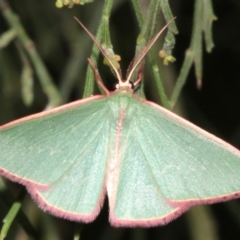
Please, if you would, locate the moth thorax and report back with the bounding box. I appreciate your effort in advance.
[115,80,134,93]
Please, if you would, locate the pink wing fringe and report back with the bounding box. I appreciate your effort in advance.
[1,93,240,227]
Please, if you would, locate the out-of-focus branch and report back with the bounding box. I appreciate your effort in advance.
[0,0,61,108]
[170,0,217,109]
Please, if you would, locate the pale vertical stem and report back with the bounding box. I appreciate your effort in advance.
[132,0,177,108]
[186,206,219,240]
[202,0,217,52]
[82,0,115,98]
[170,0,216,109]
[59,0,104,103]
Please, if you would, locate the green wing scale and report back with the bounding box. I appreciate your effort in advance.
[109,94,240,226]
[0,96,110,222]
[2,92,240,227]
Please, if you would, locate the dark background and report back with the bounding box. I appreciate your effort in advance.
[0,0,240,239]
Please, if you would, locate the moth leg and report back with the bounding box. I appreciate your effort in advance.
[87,58,110,95]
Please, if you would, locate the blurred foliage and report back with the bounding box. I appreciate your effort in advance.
[0,0,240,239]
[55,0,94,8]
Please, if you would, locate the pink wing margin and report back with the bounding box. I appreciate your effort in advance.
[0,95,108,223]
[108,95,240,227]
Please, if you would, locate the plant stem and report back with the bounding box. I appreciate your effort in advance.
[170,0,216,109]
[132,0,178,108]
[82,0,115,98]
[0,0,61,108]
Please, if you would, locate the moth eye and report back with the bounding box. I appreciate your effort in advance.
[129,81,134,89]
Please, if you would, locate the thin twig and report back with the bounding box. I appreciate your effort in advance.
[0,0,61,108]
[170,0,216,108]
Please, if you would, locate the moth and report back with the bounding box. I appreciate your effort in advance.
[0,18,240,227]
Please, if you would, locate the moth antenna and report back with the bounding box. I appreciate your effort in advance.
[126,17,176,83]
[125,57,136,80]
[74,17,122,83]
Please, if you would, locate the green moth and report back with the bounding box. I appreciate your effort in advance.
[0,18,240,227]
